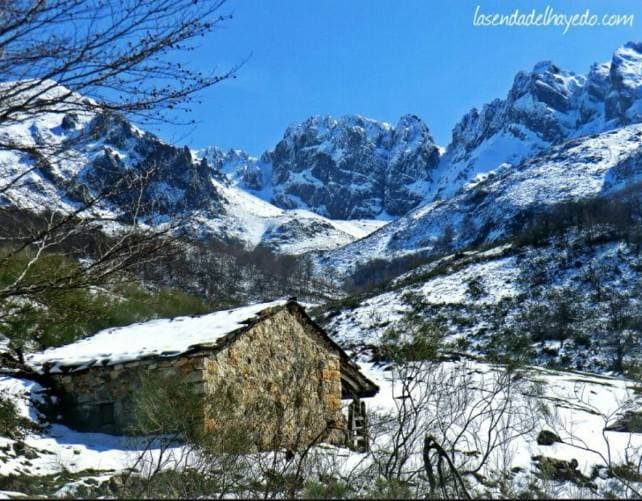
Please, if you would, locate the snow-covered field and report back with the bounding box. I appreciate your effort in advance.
[363,360,642,498]
[2,355,641,497]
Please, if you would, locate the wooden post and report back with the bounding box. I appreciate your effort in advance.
[347,399,369,452]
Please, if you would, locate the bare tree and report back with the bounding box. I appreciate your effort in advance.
[0,0,236,361]
[352,313,540,498]
[0,166,188,361]
[0,0,235,125]
[363,359,539,498]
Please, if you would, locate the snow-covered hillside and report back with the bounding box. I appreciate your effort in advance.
[319,226,642,374]
[313,42,642,275]
[195,180,386,254]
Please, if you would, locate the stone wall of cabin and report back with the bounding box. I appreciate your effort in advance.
[50,355,207,435]
[49,308,346,448]
[202,309,346,450]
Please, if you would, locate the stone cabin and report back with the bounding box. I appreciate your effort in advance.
[28,300,378,450]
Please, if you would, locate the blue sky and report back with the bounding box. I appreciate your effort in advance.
[154,0,642,154]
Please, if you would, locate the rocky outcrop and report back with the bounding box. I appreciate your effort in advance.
[80,112,224,219]
[200,114,440,220]
[268,114,439,219]
[606,42,642,122]
[537,429,563,446]
[199,146,265,188]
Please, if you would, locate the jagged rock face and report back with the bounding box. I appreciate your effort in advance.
[208,43,642,220]
[384,115,441,214]
[200,146,263,188]
[606,42,642,122]
[441,43,642,201]
[199,115,439,220]
[208,43,642,222]
[269,114,439,219]
[81,112,223,218]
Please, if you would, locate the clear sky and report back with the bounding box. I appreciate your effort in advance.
[154,0,642,154]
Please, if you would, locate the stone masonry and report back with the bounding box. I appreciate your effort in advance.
[49,306,351,450]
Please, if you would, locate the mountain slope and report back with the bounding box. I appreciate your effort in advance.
[319,124,642,275]
[191,181,386,254]
[318,227,642,375]
[318,41,642,275]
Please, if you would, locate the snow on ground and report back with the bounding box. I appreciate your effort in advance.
[415,256,519,304]
[327,291,410,348]
[27,300,287,373]
[326,252,522,349]
[357,359,642,497]
[3,357,640,497]
[327,218,388,240]
[4,327,642,500]
[433,126,549,202]
[0,376,184,480]
[525,366,642,474]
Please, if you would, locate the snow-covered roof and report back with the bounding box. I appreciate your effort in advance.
[27,300,288,374]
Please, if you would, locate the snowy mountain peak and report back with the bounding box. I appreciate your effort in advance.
[433,42,642,202]
[612,40,642,79]
[206,114,440,220]
[268,113,440,219]
[284,114,393,137]
[392,114,433,142]
[511,60,584,113]
[606,41,642,122]
[203,43,642,222]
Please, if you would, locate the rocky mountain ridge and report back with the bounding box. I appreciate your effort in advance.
[318,123,642,276]
[0,90,384,256]
[200,114,441,220]
[6,42,642,267]
[433,42,642,200]
[203,43,642,225]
